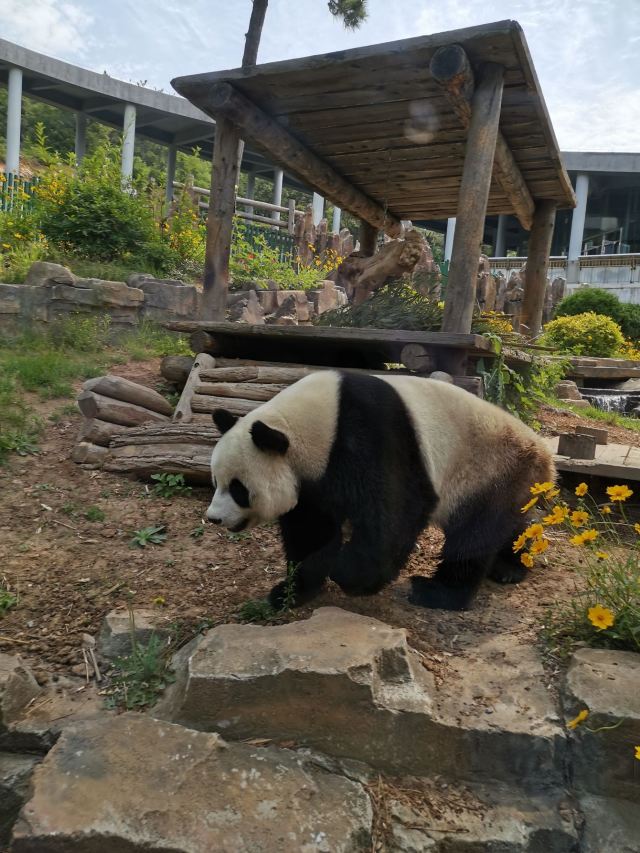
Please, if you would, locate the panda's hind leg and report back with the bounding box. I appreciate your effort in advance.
[409,496,525,610]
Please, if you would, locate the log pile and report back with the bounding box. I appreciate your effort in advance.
[72,375,173,469]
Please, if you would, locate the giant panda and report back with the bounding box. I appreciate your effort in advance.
[207,370,554,611]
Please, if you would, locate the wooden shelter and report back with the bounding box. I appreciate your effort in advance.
[172,20,575,370]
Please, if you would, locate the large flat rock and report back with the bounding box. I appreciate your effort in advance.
[155,608,565,792]
[0,654,42,740]
[565,647,640,801]
[11,714,371,853]
[579,794,640,853]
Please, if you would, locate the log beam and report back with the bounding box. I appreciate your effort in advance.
[430,45,534,231]
[520,199,557,337]
[442,63,504,341]
[358,220,379,256]
[202,116,241,320]
[182,81,402,237]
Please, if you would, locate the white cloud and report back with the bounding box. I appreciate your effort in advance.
[0,0,93,58]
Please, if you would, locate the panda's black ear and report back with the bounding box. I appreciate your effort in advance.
[250,420,289,454]
[212,409,238,434]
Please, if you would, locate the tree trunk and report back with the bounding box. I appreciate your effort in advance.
[520,200,557,337]
[243,0,269,66]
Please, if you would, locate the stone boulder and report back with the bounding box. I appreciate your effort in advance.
[1,753,41,848]
[555,380,584,402]
[97,609,173,661]
[23,261,75,288]
[128,274,200,322]
[228,289,265,325]
[11,714,372,852]
[0,655,42,739]
[155,608,565,791]
[564,648,640,802]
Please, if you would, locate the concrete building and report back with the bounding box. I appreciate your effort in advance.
[440,152,640,303]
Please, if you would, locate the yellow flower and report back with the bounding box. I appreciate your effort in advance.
[543,505,569,525]
[530,482,555,495]
[595,551,609,560]
[437,300,445,309]
[530,537,549,555]
[575,483,588,497]
[521,496,538,513]
[567,709,589,730]
[524,523,544,540]
[520,552,534,568]
[582,529,598,542]
[601,506,612,515]
[153,596,166,606]
[634,523,640,535]
[635,746,640,761]
[570,510,590,528]
[588,604,614,630]
[606,484,633,502]
[545,488,560,500]
[1,243,10,249]
[513,532,528,553]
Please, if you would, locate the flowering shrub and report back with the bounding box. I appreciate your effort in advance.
[555,287,640,345]
[519,481,639,653]
[539,312,627,358]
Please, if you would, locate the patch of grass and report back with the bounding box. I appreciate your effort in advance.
[556,400,640,434]
[116,319,192,361]
[238,562,299,623]
[150,473,192,498]
[130,524,167,548]
[0,374,41,464]
[190,523,205,539]
[106,625,174,710]
[84,506,105,522]
[0,581,18,615]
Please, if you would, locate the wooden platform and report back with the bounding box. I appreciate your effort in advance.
[546,437,640,482]
[566,357,640,382]
[166,321,494,371]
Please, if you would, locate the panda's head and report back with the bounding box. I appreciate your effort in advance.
[206,408,298,532]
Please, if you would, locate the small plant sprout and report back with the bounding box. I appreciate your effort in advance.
[0,578,18,614]
[190,523,206,539]
[84,506,105,522]
[150,473,192,498]
[130,524,167,548]
[238,562,300,624]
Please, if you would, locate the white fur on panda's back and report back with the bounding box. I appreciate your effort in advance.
[380,375,551,524]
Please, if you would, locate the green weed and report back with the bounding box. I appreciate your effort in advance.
[190,523,205,539]
[0,581,18,615]
[105,612,174,709]
[238,562,299,623]
[84,506,105,522]
[130,524,167,548]
[150,473,191,498]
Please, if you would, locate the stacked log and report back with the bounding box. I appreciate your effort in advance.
[73,375,173,468]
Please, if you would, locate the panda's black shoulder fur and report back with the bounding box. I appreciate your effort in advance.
[275,371,438,599]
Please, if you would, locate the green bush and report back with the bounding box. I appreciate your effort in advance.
[35,145,175,272]
[555,288,640,344]
[539,312,627,358]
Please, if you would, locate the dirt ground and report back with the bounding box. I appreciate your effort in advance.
[0,361,637,685]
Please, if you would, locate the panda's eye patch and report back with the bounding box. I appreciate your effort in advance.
[229,478,250,508]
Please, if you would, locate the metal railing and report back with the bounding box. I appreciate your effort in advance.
[0,172,39,213]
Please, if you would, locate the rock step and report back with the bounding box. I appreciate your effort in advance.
[10,714,581,853]
[11,714,371,853]
[1,753,41,848]
[154,607,566,794]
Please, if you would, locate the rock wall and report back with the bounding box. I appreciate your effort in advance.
[478,257,566,328]
[0,263,348,332]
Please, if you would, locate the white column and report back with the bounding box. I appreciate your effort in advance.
[444,217,456,262]
[121,103,136,183]
[495,214,507,256]
[165,144,177,203]
[332,206,342,233]
[271,167,283,221]
[312,192,324,226]
[74,113,87,163]
[567,173,589,284]
[6,67,23,176]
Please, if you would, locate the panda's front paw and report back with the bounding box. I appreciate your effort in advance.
[487,562,528,585]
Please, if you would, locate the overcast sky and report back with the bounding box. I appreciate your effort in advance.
[2,0,638,152]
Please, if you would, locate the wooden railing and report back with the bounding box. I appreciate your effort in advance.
[172,182,299,235]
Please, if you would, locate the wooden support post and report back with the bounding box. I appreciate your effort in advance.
[202,117,241,320]
[174,80,402,237]
[430,45,534,231]
[359,220,379,257]
[520,200,557,338]
[442,63,504,346]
